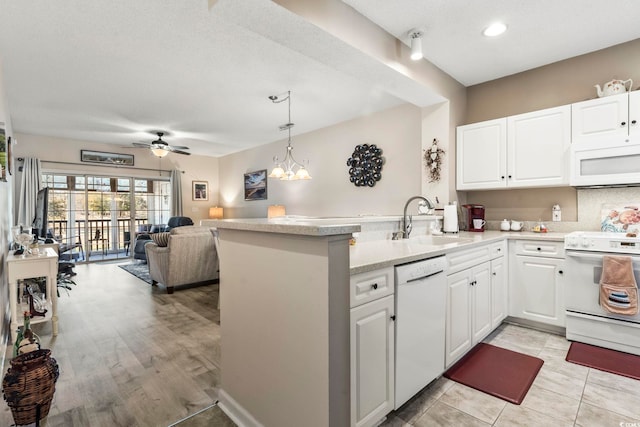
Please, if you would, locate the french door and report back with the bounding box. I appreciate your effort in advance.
[42,173,171,262]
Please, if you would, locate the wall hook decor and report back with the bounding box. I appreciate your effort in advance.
[423,138,445,182]
[346,144,384,187]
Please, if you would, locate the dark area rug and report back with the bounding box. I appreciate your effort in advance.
[444,343,544,405]
[119,262,152,284]
[566,342,640,380]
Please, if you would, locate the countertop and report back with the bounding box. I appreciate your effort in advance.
[201,217,361,236]
[350,231,566,274]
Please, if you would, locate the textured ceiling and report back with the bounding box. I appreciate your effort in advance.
[0,0,639,157]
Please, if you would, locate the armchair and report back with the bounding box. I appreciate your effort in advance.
[145,226,219,294]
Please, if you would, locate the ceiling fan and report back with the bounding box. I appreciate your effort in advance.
[133,132,191,157]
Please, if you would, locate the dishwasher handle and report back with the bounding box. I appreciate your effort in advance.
[402,269,444,284]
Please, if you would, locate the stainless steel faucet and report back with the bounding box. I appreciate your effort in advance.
[402,196,435,239]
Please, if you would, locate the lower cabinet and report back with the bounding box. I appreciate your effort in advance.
[446,262,492,367]
[510,240,566,327]
[445,241,506,368]
[513,255,565,327]
[350,294,394,427]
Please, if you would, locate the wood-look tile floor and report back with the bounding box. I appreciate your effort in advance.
[0,261,229,427]
[384,323,640,427]
[3,262,640,426]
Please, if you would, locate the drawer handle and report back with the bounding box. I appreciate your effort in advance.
[621,121,627,127]
[558,270,563,275]
[390,315,396,321]
[537,247,542,251]
[497,248,501,252]
[470,280,476,286]
[632,120,637,125]
[492,272,497,276]
[371,283,378,290]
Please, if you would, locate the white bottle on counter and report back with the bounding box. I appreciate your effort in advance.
[443,202,459,233]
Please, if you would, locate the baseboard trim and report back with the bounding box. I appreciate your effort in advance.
[218,389,264,427]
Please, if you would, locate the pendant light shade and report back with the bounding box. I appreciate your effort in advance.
[151,147,169,158]
[268,91,312,181]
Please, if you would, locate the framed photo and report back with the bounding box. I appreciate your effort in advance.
[7,136,12,176]
[244,169,267,201]
[0,127,6,182]
[81,150,134,166]
[192,180,209,201]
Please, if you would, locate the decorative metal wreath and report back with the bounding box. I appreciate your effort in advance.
[346,144,385,187]
[423,138,445,182]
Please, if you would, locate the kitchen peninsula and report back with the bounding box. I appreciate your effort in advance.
[203,217,566,427]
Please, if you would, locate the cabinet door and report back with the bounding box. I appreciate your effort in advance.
[350,295,394,427]
[514,255,565,327]
[471,262,492,344]
[507,105,570,187]
[571,93,629,142]
[456,118,507,190]
[491,257,507,329]
[630,91,640,137]
[446,269,472,367]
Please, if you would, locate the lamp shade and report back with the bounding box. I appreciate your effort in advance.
[209,206,224,219]
[268,205,286,219]
[151,147,169,158]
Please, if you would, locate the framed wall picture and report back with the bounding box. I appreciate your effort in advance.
[192,180,209,201]
[244,169,267,201]
[0,127,6,182]
[81,150,134,166]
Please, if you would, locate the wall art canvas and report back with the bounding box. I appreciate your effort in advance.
[601,204,640,234]
[81,150,134,166]
[244,169,267,201]
[0,127,6,182]
[192,181,209,201]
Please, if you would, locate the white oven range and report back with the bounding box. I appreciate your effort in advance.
[565,231,640,355]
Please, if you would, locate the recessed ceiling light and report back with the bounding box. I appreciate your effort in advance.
[483,22,507,37]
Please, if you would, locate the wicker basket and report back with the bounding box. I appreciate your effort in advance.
[2,349,59,426]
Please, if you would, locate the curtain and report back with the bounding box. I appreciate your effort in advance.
[17,157,42,228]
[170,169,183,217]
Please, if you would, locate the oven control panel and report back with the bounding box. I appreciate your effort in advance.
[565,232,640,254]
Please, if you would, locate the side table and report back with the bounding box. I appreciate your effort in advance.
[7,247,59,343]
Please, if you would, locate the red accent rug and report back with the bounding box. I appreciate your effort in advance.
[566,342,640,380]
[444,343,544,405]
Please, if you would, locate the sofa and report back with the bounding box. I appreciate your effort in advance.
[145,226,219,294]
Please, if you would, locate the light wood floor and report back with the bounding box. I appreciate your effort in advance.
[0,262,223,427]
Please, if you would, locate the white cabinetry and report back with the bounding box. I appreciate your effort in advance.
[457,105,570,190]
[506,105,570,187]
[350,268,394,427]
[510,240,565,327]
[571,92,640,142]
[445,241,506,367]
[456,118,507,190]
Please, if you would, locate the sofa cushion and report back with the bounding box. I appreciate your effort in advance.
[150,232,170,247]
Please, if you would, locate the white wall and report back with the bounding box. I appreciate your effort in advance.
[12,133,220,223]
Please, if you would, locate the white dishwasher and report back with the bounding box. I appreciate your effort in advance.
[394,255,447,409]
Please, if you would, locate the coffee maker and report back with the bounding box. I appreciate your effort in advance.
[462,204,486,232]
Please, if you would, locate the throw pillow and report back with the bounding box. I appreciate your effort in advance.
[150,232,170,247]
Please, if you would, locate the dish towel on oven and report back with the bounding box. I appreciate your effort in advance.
[600,255,639,315]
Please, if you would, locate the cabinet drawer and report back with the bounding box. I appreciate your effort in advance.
[350,267,394,308]
[489,241,506,260]
[514,240,565,258]
[446,245,492,276]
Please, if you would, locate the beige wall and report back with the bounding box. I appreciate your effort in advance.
[13,133,220,224]
[464,38,640,224]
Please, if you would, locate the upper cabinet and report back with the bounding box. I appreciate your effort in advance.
[457,105,570,190]
[456,118,507,190]
[571,92,638,142]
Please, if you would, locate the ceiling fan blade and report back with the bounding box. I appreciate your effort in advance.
[171,149,191,155]
[169,145,189,150]
[132,142,151,148]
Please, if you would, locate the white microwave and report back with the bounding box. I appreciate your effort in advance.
[570,136,640,187]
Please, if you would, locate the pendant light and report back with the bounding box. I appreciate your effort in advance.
[268,91,312,181]
[409,28,424,61]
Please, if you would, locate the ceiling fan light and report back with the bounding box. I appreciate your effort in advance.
[151,147,169,158]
